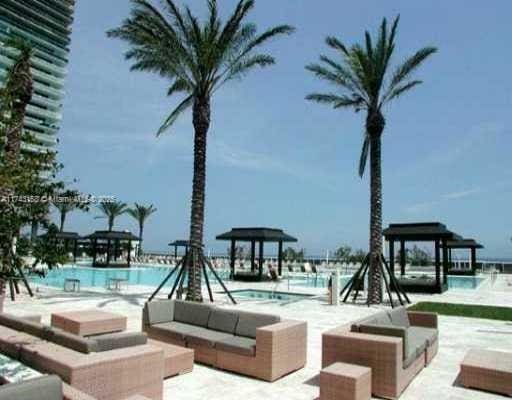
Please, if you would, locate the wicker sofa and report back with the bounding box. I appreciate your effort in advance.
[142,300,307,381]
[0,313,164,400]
[322,307,438,399]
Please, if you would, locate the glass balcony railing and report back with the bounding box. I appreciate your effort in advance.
[1,45,67,77]
[24,116,58,135]
[26,104,62,123]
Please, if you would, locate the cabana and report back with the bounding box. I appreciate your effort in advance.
[85,230,139,268]
[38,231,81,263]
[216,227,297,281]
[383,222,460,293]
[444,238,483,275]
[168,240,190,259]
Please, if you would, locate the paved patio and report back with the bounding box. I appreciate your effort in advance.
[4,273,512,400]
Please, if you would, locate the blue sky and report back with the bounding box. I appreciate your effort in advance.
[56,0,512,258]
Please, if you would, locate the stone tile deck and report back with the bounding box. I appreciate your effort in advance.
[4,273,512,400]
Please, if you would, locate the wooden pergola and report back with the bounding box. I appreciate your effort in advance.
[383,222,460,293]
[168,240,190,259]
[216,227,297,281]
[39,231,81,263]
[85,230,139,268]
[444,238,483,275]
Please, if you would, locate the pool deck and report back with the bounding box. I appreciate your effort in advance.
[4,273,512,400]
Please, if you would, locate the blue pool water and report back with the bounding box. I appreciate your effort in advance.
[229,289,314,302]
[30,265,230,289]
[30,266,486,291]
[288,274,486,290]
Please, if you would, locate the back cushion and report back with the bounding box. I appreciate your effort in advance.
[235,311,280,338]
[174,300,212,327]
[0,375,62,400]
[45,328,98,354]
[94,332,147,352]
[0,313,45,339]
[388,307,410,328]
[352,312,391,332]
[208,309,239,334]
[145,300,175,325]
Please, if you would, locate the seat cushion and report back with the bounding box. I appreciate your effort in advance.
[185,327,233,348]
[150,321,200,341]
[144,300,175,325]
[235,311,280,339]
[207,309,239,334]
[388,307,410,328]
[0,313,45,339]
[174,300,213,327]
[0,375,62,400]
[408,326,438,346]
[216,336,256,357]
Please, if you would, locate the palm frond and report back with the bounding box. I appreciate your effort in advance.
[156,95,194,136]
[384,80,422,103]
[358,135,370,177]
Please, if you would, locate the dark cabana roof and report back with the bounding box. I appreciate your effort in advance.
[168,240,190,247]
[383,222,460,241]
[444,238,483,249]
[85,230,140,241]
[216,227,297,243]
[39,231,81,240]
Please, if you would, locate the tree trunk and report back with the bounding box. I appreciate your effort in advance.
[367,111,385,305]
[138,224,143,256]
[186,96,210,302]
[108,217,113,231]
[0,279,5,313]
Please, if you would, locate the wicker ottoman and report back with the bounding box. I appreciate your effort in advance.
[51,310,127,336]
[148,339,194,378]
[460,349,512,397]
[320,362,371,400]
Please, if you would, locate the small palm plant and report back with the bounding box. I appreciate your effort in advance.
[127,203,157,255]
[306,16,436,304]
[95,201,127,231]
[108,0,294,301]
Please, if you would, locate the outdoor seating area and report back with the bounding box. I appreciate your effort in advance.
[142,299,307,382]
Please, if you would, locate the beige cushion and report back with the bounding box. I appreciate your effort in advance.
[44,327,98,354]
[144,300,174,325]
[174,301,213,327]
[235,311,280,339]
[359,323,409,360]
[150,321,200,341]
[207,309,239,334]
[0,375,62,400]
[388,307,410,328]
[216,336,256,357]
[408,326,438,346]
[94,332,147,352]
[185,327,232,348]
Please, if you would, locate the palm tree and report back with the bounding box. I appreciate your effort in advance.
[108,0,294,301]
[0,38,33,167]
[53,202,76,232]
[96,201,127,231]
[306,16,436,304]
[127,203,157,255]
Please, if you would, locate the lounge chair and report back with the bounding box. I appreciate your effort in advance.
[322,307,438,399]
[142,300,307,382]
[0,313,164,400]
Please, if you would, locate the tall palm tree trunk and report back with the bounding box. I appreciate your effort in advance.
[186,96,210,302]
[138,224,144,256]
[60,212,66,232]
[367,111,385,304]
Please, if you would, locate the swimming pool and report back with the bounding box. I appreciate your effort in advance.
[288,274,486,290]
[30,265,231,289]
[228,289,314,302]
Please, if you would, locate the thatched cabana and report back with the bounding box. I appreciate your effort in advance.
[85,230,139,268]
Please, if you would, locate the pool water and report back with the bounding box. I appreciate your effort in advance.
[229,289,314,302]
[30,265,231,289]
[288,274,486,290]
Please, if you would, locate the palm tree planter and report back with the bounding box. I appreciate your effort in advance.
[306,16,436,304]
[109,0,294,302]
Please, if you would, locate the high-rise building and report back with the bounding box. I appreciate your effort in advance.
[0,0,75,152]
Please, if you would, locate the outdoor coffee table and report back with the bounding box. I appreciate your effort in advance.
[148,338,194,378]
[0,353,42,384]
[107,277,129,291]
[460,348,512,397]
[51,309,127,336]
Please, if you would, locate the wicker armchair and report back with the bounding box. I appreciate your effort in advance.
[322,307,438,399]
